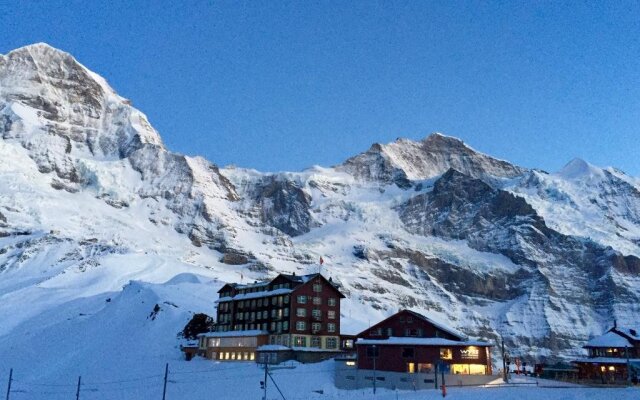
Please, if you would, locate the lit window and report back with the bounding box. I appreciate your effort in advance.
[294,336,307,347]
[440,348,453,360]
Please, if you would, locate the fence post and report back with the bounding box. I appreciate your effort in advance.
[5,369,12,400]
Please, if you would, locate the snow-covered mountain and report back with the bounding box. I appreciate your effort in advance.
[1,43,639,381]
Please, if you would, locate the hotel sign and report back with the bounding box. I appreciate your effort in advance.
[460,347,480,360]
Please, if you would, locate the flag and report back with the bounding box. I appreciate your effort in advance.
[319,256,324,265]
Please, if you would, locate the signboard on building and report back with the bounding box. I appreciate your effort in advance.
[460,347,480,360]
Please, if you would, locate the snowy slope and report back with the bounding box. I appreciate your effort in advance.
[1,43,640,388]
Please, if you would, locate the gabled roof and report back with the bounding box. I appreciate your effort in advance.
[404,310,467,340]
[614,327,640,341]
[356,337,492,347]
[358,309,467,341]
[216,272,346,298]
[585,331,632,348]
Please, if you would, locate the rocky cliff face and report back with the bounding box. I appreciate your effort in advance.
[1,44,639,374]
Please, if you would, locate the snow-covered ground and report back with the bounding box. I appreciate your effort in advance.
[2,360,636,400]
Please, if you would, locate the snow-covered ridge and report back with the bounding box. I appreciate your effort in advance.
[1,43,640,384]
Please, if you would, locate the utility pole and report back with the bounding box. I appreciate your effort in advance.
[262,361,268,400]
[162,363,169,400]
[372,345,377,395]
[75,376,81,400]
[5,368,12,400]
[626,345,631,387]
[501,338,508,383]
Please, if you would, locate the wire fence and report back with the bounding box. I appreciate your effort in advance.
[3,364,636,400]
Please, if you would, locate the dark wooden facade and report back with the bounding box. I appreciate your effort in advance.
[355,310,492,375]
[573,326,640,382]
[216,273,345,351]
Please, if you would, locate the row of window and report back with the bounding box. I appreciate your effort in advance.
[370,327,427,337]
[291,336,338,349]
[218,295,291,312]
[366,347,453,360]
[295,308,336,319]
[214,351,255,361]
[235,308,289,321]
[297,295,337,306]
[295,321,336,332]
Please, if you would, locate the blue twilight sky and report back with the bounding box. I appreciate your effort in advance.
[1,1,639,175]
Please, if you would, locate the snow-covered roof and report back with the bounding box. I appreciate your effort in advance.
[198,330,268,338]
[257,345,341,353]
[406,310,467,340]
[356,337,492,347]
[584,331,632,348]
[215,288,293,303]
[257,345,291,351]
[573,357,640,365]
[617,328,640,341]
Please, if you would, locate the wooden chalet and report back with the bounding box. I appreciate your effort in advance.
[355,310,493,375]
[573,323,640,383]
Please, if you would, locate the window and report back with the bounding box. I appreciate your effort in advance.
[326,337,338,349]
[327,323,336,333]
[328,310,336,320]
[284,295,290,304]
[294,336,307,347]
[313,283,322,292]
[251,300,256,308]
[312,309,322,319]
[328,298,337,306]
[270,322,276,331]
[283,321,289,331]
[278,296,283,307]
[271,297,277,305]
[276,321,282,332]
[440,348,453,360]
[312,297,322,305]
[311,336,321,348]
[312,322,321,332]
[386,327,393,336]
[402,347,415,358]
[262,323,267,331]
[399,316,405,323]
[418,363,433,373]
[271,309,277,318]
[407,316,413,323]
[296,321,306,331]
[371,327,383,336]
[296,308,306,317]
[297,295,307,304]
[262,310,268,319]
[284,308,289,317]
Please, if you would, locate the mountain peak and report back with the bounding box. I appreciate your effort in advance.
[1,43,164,172]
[558,158,603,180]
[340,133,526,185]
